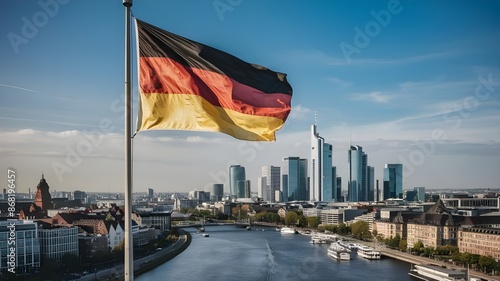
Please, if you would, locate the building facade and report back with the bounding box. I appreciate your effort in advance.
[229,165,246,198]
[261,165,281,202]
[212,184,224,202]
[38,226,79,261]
[383,164,403,199]
[348,145,367,202]
[0,220,40,274]
[458,226,500,261]
[283,157,308,201]
[310,125,334,202]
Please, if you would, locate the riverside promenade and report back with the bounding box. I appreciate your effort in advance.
[356,240,500,281]
[76,229,191,281]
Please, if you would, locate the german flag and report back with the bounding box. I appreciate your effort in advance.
[135,19,292,141]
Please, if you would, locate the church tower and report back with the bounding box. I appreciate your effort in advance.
[34,174,52,211]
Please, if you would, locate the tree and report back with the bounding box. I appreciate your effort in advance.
[413,240,424,253]
[284,211,299,226]
[399,239,408,252]
[351,221,370,240]
[60,253,82,273]
[307,217,321,228]
[479,255,496,273]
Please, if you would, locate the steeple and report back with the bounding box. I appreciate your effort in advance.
[35,174,52,211]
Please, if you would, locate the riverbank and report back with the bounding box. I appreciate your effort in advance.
[352,239,500,281]
[76,229,192,281]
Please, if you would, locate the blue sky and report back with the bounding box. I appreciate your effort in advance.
[1,0,499,195]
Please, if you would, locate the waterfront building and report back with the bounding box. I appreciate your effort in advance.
[229,165,246,198]
[134,211,172,231]
[283,157,308,201]
[261,165,281,202]
[406,199,458,249]
[212,184,224,202]
[458,226,500,261]
[348,145,368,202]
[0,220,40,274]
[78,234,108,261]
[310,125,334,202]
[38,225,79,261]
[383,164,403,199]
[257,176,270,202]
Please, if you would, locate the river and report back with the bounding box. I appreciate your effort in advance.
[136,225,414,281]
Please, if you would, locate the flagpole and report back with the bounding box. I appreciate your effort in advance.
[123,0,134,281]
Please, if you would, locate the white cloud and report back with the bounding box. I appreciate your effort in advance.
[351,91,392,103]
[288,104,312,120]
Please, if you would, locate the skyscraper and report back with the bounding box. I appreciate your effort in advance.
[348,145,368,202]
[415,186,426,202]
[229,165,246,198]
[283,157,308,201]
[310,125,334,202]
[212,184,224,201]
[383,163,403,199]
[261,165,281,202]
[367,166,375,201]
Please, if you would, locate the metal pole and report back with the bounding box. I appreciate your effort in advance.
[123,0,133,280]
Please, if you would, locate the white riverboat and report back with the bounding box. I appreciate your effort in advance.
[280,227,298,234]
[408,264,467,281]
[327,242,350,261]
[357,245,381,260]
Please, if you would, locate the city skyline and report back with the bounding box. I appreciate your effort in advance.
[1,1,499,194]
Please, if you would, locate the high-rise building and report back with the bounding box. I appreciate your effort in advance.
[348,145,367,202]
[261,165,281,202]
[73,190,87,204]
[212,184,224,201]
[383,164,403,199]
[147,188,154,199]
[229,165,246,198]
[281,174,288,201]
[310,125,334,202]
[283,157,308,201]
[257,176,270,201]
[244,180,251,198]
[367,166,375,201]
[415,186,426,202]
[336,176,342,202]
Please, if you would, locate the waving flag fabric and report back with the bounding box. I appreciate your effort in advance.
[135,19,292,141]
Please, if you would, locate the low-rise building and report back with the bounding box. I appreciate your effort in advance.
[0,220,40,274]
[458,226,500,261]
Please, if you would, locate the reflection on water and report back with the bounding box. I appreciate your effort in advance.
[137,225,413,281]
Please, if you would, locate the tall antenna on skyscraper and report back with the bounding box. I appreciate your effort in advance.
[314,109,317,126]
[349,133,352,147]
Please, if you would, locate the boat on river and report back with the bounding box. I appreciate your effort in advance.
[327,242,351,261]
[408,264,467,281]
[280,227,298,234]
[357,245,381,260]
